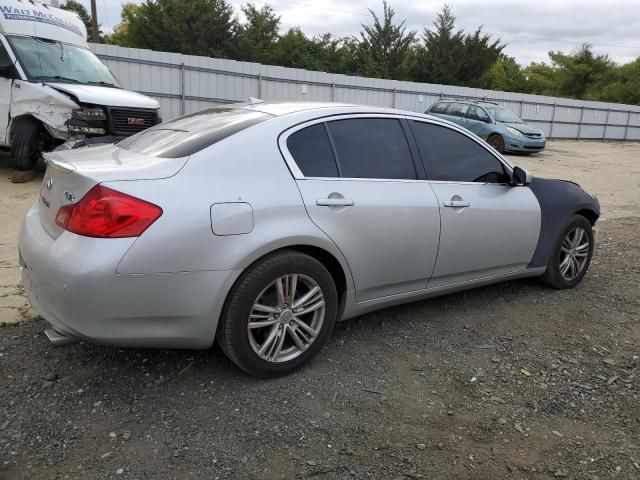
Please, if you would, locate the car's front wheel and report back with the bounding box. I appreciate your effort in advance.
[542,215,594,289]
[217,251,338,377]
[487,134,505,153]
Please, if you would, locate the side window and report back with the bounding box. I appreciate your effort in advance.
[467,105,491,123]
[429,102,449,114]
[446,102,469,118]
[411,121,510,184]
[326,118,416,180]
[0,42,12,70]
[286,124,339,177]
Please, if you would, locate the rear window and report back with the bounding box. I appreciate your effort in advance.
[118,108,272,158]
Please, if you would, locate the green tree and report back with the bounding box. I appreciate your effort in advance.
[232,3,281,63]
[412,4,502,87]
[355,1,416,79]
[104,3,140,47]
[61,0,100,42]
[521,62,558,96]
[547,44,615,99]
[482,54,528,92]
[123,0,237,58]
[598,58,640,105]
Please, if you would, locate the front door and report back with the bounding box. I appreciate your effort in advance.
[409,119,541,288]
[282,116,441,302]
[0,39,13,145]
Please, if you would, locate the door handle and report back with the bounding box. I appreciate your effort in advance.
[443,200,470,208]
[317,198,354,207]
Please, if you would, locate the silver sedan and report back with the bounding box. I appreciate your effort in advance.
[19,102,600,377]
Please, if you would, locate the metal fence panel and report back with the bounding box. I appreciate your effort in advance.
[90,43,640,141]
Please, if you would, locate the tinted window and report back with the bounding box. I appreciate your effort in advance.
[287,124,339,177]
[446,103,469,117]
[411,121,509,183]
[467,105,491,123]
[429,102,449,114]
[327,119,416,179]
[118,108,272,158]
[0,43,11,69]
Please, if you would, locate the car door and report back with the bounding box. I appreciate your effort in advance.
[464,104,493,138]
[0,39,14,144]
[280,115,441,302]
[408,119,541,288]
[443,102,469,128]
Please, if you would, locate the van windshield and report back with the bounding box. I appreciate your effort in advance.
[8,36,119,87]
[483,106,523,124]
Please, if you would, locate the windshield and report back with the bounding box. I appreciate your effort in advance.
[7,36,119,87]
[484,106,523,124]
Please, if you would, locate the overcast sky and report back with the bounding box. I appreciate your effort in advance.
[88,0,640,65]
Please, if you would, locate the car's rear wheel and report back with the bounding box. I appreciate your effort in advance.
[542,215,594,289]
[487,134,505,153]
[217,250,338,377]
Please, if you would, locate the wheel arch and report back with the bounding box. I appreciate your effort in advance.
[576,208,599,225]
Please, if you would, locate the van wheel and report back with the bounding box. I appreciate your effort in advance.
[487,134,505,153]
[10,117,45,171]
[217,250,338,377]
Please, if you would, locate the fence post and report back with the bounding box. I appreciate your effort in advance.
[180,62,186,116]
[603,108,611,140]
[258,73,263,99]
[519,99,524,117]
[549,103,557,140]
[392,88,397,108]
[577,106,584,140]
[624,111,631,140]
[331,82,336,102]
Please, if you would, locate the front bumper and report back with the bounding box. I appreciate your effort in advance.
[19,202,239,349]
[505,137,546,152]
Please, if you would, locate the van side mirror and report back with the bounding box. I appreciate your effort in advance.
[511,166,532,186]
[0,64,17,79]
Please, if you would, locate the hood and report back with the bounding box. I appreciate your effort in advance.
[47,83,159,109]
[502,122,543,135]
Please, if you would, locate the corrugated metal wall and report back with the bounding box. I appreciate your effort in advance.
[90,43,640,140]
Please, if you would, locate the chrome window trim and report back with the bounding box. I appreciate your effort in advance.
[278,111,514,186]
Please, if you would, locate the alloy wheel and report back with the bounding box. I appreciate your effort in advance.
[247,274,325,363]
[559,226,590,281]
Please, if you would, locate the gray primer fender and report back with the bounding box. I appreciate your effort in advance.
[528,177,600,268]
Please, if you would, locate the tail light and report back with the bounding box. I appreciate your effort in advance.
[55,185,162,238]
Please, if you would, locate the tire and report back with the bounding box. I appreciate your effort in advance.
[217,250,338,378]
[487,134,505,153]
[10,117,46,171]
[542,215,594,289]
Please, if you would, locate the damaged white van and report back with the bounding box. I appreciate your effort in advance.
[0,0,160,171]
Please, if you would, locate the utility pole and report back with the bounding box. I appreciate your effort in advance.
[90,0,100,43]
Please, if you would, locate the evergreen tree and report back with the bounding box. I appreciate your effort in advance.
[233,4,281,63]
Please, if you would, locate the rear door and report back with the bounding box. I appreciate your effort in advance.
[281,115,441,302]
[443,102,469,128]
[409,119,541,288]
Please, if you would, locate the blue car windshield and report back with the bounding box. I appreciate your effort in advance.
[484,106,523,124]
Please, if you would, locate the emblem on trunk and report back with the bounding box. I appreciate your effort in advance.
[128,117,145,125]
[45,178,53,190]
[65,192,76,202]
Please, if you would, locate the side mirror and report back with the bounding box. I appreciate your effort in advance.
[0,64,17,79]
[511,166,532,186]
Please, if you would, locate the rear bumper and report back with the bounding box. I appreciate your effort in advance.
[19,202,239,349]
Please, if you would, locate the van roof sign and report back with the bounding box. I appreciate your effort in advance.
[0,0,87,47]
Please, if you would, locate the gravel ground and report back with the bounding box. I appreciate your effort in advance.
[0,142,639,479]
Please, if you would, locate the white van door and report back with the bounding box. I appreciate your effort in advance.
[0,39,14,145]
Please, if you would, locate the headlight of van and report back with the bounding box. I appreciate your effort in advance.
[506,126,524,137]
[72,108,106,121]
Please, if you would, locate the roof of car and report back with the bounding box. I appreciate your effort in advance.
[238,101,385,116]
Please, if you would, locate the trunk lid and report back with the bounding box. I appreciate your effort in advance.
[39,144,187,238]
